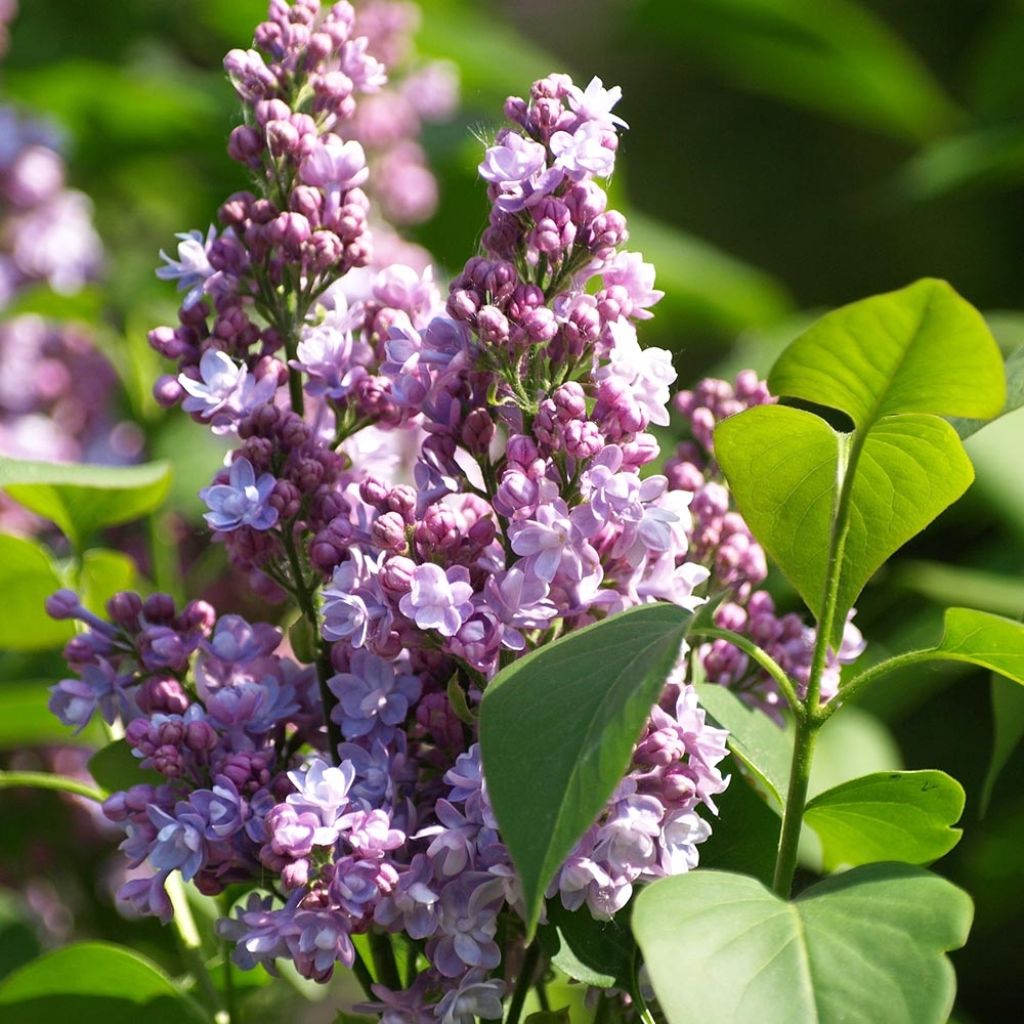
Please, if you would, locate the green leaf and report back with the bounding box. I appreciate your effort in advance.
[0,458,172,548]
[0,891,40,982]
[525,1012,571,1024]
[632,0,961,142]
[633,864,973,1024]
[78,549,139,615]
[88,740,162,792]
[541,901,635,990]
[804,770,964,871]
[934,607,1024,683]
[694,683,791,808]
[479,602,692,935]
[0,534,73,651]
[769,279,1004,427]
[697,762,780,886]
[0,941,207,1023]
[717,280,1003,643]
[982,673,1024,813]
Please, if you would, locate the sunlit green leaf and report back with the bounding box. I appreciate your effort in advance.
[717,280,1004,643]
[0,457,171,547]
[633,865,973,1024]
[0,534,73,651]
[0,942,207,1023]
[804,770,964,871]
[934,607,1024,683]
[78,548,139,615]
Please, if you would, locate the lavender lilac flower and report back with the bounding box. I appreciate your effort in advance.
[42,3,866,1020]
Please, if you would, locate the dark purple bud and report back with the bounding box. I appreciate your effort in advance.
[46,589,82,620]
[106,590,143,627]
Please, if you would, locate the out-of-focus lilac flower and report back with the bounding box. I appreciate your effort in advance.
[434,968,506,1024]
[116,871,173,924]
[374,853,440,939]
[218,893,300,972]
[300,135,369,192]
[428,874,504,977]
[200,457,279,532]
[399,563,473,637]
[329,649,422,738]
[48,662,119,731]
[156,226,218,309]
[292,906,356,981]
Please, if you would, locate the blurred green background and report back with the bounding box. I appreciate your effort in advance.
[1,0,1023,1020]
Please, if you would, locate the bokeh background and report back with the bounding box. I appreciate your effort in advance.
[1,1,1022,1020]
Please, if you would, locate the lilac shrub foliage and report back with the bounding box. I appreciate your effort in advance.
[46,0,864,1017]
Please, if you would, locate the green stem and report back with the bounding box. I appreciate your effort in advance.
[506,942,540,1024]
[772,433,863,896]
[351,947,376,1000]
[167,874,225,1020]
[221,948,239,1024]
[690,626,803,717]
[820,649,937,722]
[0,770,107,803]
[368,931,401,992]
[281,527,342,761]
[770,714,819,896]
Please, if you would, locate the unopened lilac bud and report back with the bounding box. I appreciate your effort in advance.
[143,592,177,623]
[447,288,479,322]
[359,476,389,509]
[106,590,143,627]
[227,125,263,163]
[477,305,509,345]
[520,306,558,343]
[154,374,184,407]
[186,720,219,753]
[380,555,415,596]
[46,589,83,621]
[180,599,216,633]
[219,190,254,227]
[461,408,495,454]
[254,98,291,125]
[553,382,587,420]
[268,212,311,251]
[265,119,299,158]
[309,230,343,271]
[385,485,416,520]
[137,675,190,715]
[372,511,409,553]
[506,434,538,466]
[504,95,529,126]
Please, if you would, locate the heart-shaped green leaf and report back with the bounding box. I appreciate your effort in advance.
[479,602,692,935]
[804,770,964,871]
[0,942,207,1023]
[633,864,973,1024]
[717,280,1004,644]
[0,457,171,548]
[768,279,1004,427]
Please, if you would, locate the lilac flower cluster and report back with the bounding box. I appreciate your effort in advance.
[667,373,866,712]
[58,4,752,1016]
